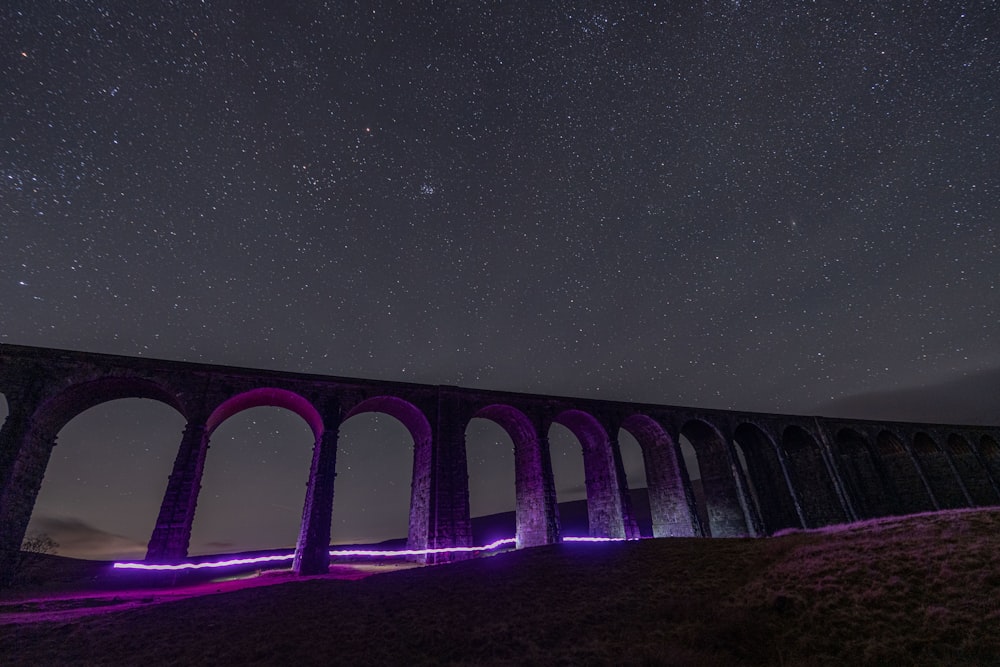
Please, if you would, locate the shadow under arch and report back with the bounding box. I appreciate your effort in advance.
[621,414,698,537]
[343,396,433,551]
[912,432,967,509]
[475,404,557,548]
[733,423,801,534]
[947,433,999,506]
[680,419,748,537]
[833,428,894,519]
[781,425,846,528]
[551,409,627,539]
[874,430,934,514]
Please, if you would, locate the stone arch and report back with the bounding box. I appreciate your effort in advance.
[733,423,800,533]
[874,431,934,514]
[912,433,967,509]
[680,419,747,537]
[947,434,998,506]
[34,376,186,440]
[1,377,187,569]
[30,398,186,559]
[551,409,626,539]
[206,387,322,440]
[621,414,698,537]
[342,396,433,551]
[190,389,322,555]
[980,435,1000,485]
[833,429,893,519]
[474,405,556,548]
[781,425,846,527]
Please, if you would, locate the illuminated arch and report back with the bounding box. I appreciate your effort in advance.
[191,388,322,555]
[551,409,626,539]
[621,414,698,537]
[342,396,433,551]
[206,387,323,440]
[781,425,846,527]
[474,404,556,548]
[733,422,800,533]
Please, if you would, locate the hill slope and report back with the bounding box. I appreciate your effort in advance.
[2,509,999,666]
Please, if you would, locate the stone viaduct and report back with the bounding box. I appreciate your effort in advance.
[1,343,999,586]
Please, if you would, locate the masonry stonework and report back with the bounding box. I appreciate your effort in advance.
[2,343,998,587]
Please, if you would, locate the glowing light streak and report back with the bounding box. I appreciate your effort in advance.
[113,536,630,572]
[114,553,295,571]
[328,538,516,557]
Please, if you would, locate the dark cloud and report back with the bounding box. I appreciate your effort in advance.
[815,367,1000,426]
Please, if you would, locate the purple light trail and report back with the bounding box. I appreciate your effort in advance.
[113,536,630,571]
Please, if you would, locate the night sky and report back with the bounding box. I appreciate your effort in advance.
[2,2,998,559]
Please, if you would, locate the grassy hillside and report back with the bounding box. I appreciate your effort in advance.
[2,508,999,666]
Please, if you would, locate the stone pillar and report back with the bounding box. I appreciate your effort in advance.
[578,422,627,539]
[812,421,858,523]
[605,423,641,539]
[425,394,472,562]
[0,411,57,587]
[294,426,339,575]
[634,422,699,538]
[515,418,560,548]
[770,437,809,530]
[145,421,209,562]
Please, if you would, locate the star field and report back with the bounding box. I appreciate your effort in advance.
[1,1,998,557]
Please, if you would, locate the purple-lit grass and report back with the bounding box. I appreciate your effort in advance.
[4,509,1000,665]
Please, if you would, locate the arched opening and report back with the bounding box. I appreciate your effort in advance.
[332,413,413,545]
[874,431,934,514]
[617,429,651,536]
[189,405,315,555]
[733,423,800,533]
[912,433,966,509]
[28,398,185,560]
[550,410,626,539]
[947,434,997,506]
[677,435,708,534]
[334,396,432,550]
[980,436,1000,488]
[473,405,556,548]
[833,429,893,519]
[548,421,589,537]
[680,420,747,537]
[621,414,698,537]
[465,417,517,546]
[781,426,846,528]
